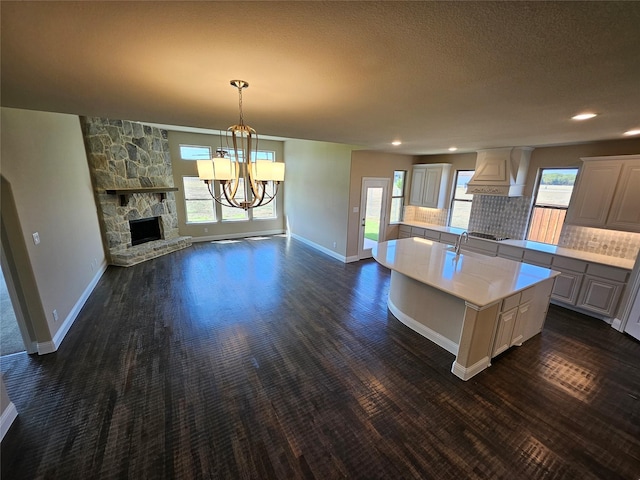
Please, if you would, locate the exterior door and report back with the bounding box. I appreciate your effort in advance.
[358,178,389,260]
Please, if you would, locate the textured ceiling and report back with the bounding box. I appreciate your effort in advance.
[2,1,639,154]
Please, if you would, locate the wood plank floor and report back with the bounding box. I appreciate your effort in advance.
[1,236,639,479]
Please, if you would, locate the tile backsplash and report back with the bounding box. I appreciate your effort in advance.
[403,206,449,225]
[468,195,532,240]
[404,198,640,261]
[559,225,640,260]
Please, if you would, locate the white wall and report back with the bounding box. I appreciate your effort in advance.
[0,108,106,350]
[283,139,355,259]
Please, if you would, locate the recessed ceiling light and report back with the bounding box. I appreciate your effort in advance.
[623,129,640,136]
[392,141,402,146]
[572,112,597,121]
[448,147,458,152]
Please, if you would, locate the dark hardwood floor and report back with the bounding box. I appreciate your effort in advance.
[1,236,639,479]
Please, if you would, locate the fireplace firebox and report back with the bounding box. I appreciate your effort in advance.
[130,217,162,246]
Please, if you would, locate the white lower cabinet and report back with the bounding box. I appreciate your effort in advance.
[551,272,584,305]
[492,288,534,357]
[577,276,624,317]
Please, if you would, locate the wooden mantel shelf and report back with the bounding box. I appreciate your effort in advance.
[105,187,178,206]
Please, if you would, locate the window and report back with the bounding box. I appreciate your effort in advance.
[527,168,578,244]
[183,177,215,223]
[179,145,211,160]
[449,170,474,229]
[390,170,406,223]
[180,144,279,223]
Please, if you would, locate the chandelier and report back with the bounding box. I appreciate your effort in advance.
[196,80,285,210]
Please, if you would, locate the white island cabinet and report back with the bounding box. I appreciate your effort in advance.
[373,238,559,381]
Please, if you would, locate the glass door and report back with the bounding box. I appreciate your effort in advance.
[358,178,389,259]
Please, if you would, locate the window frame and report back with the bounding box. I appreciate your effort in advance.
[180,145,280,224]
[390,170,407,224]
[448,169,475,229]
[526,167,578,245]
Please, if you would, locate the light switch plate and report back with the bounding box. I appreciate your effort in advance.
[32,232,40,245]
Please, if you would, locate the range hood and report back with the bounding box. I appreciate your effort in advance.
[466,147,534,196]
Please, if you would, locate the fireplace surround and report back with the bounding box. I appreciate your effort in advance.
[81,117,192,266]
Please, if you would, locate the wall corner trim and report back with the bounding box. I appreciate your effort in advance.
[0,402,18,442]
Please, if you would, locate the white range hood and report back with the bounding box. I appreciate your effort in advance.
[466,147,534,196]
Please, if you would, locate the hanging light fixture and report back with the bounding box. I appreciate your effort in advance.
[196,80,285,210]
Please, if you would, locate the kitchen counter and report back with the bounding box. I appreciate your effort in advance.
[373,238,559,380]
[373,237,559,307]
[400,221,635,270]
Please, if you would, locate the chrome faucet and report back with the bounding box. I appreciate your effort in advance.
[454,231,469,255]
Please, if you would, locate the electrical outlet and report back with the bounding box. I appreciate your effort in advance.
[332,241,337,248]
[204,227,209,233]
[587,241,600,248]
[53,309,59,322]
[32,232,40,245]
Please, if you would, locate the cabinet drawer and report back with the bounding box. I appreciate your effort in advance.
[498,245,524,261]
[424,229,440,241]
[467,238,499,256]
[552,256,587,273]
[399,225,411,235]
[411,227,426,237]
[523,250,553,267]
[586,263,629,282]
[440,233,458,245]
[398,232,411,239]
[502,292,521,312]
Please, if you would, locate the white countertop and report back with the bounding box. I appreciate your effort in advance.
[373,237,560,308]
[400,221,636,270]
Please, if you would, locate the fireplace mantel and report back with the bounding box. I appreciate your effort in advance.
[105,187,179,206]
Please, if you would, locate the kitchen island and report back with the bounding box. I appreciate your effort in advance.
[373,237,560,380]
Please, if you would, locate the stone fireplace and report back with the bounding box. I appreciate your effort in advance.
[81,117,191,266]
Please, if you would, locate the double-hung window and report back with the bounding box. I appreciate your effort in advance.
[390,170,406,223]
[527,168,578,244]
[449,170,474,229]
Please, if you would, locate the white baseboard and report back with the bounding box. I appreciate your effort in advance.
[191,229,286,243]
[451,356,491,381]
[388,298,459,355]
[0,402,18,441]
[38,261,107,354]
[289,233,348,263]
[345,255,360,263]
[610,317,623,331]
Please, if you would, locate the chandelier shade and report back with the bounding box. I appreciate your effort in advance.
[196,80,285,210]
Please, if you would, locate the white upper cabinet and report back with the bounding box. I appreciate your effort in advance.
[565,155,640,233]
[409,164,451,208]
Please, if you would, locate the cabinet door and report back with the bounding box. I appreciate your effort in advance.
[409,167,426,206]
[551,272,583,305]
[606,161,640,232]
[421,166,443,208]
[565,160,622,227]
[493,307,517,357]
[510,302,531,347]
[577,276,624,317]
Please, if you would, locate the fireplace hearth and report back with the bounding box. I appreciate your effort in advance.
[130,217,161,246]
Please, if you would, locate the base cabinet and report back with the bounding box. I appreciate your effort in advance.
[492,288,534,357]
[551,271,584,305]
[577,276,624,317]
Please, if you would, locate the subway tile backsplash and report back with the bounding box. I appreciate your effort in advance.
[404,198,640,261]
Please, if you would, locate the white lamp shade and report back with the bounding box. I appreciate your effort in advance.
[254,161,285,181]
[212,158,235,181]
[197,160,214,180]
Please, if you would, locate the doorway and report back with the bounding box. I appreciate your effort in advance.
[358,177,389,260]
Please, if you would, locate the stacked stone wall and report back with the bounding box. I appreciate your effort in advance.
[81,117,190,265]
